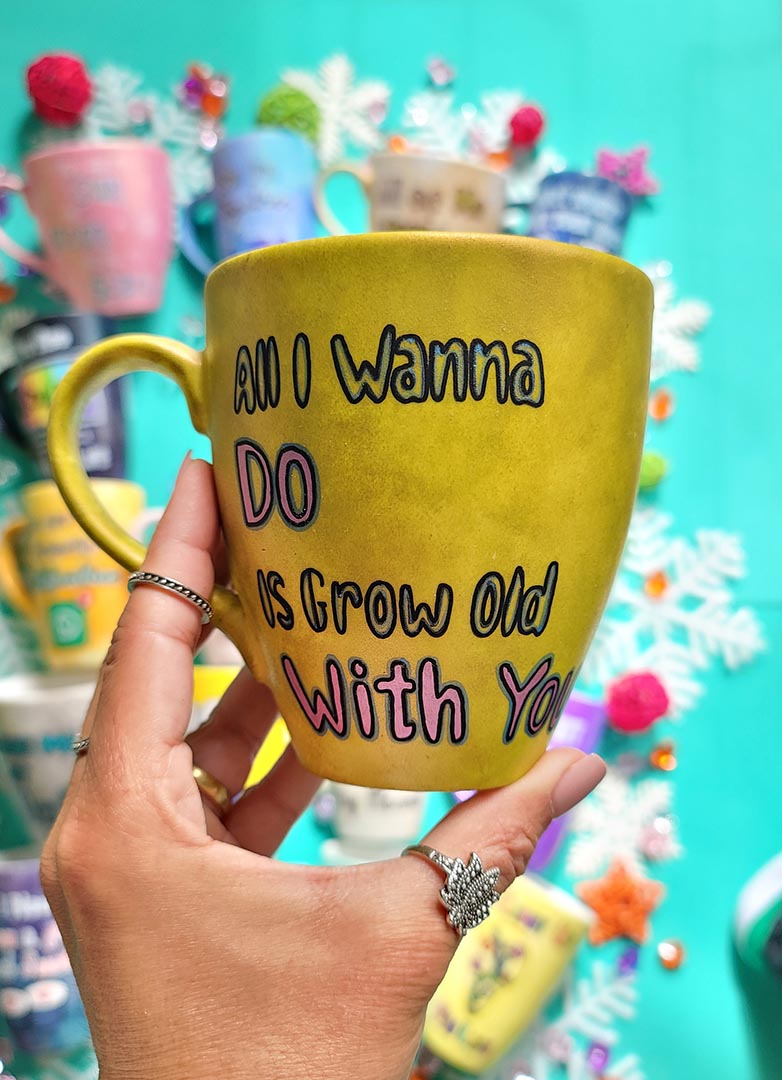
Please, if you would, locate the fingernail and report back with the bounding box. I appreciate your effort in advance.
[176,450,193,478]
[551,753,606,817]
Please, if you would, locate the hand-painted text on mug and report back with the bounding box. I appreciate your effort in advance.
[279,651,575,748]
[234,323,545,412]
[231,322,571,750]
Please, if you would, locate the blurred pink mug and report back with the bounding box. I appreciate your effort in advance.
[0,139,173,316]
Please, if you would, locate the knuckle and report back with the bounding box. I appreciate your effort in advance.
[48,807,149,923]
[105,587,202,673]
[101,618,129,675]
[491,847,522,892]
[53,816,100,895]
[489,814,543,891]
[39,837,61,903]
[506,821,538,880]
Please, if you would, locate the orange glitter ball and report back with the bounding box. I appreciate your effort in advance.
[202,91,227,119]
[644,570,669,599]
[658,939,685,970]
[387,134,409,153]
[577,860,665,945]
[650,741,677,771]
[649,388,675,421]
[0,280,17,304]
[486,148,513,170]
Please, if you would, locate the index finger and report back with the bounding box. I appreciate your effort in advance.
[85,456,219,780]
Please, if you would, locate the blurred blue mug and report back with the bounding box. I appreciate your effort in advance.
[0,854,90,1056]
[527,171,633,255]
[179,128,318,274]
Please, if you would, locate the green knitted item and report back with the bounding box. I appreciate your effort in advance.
[257,84,320,143]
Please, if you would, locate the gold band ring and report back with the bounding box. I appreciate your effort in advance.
[193,765,231,812]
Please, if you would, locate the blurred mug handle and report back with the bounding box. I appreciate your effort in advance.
[47,334,267,681]
[314,161,373,236]
[0,168,51,279]
[0,520,35,619]
[178,193,216,276]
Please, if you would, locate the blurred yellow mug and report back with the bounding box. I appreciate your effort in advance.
[48,234,652,790]
[0,480,145,671]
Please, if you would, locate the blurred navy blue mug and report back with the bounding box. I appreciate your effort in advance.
[527,171,633,255]
[0,855,90,1055]
[179,128,318,274]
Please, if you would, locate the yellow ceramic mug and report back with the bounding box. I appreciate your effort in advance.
[0,480,145,671]
[48,234,652,790]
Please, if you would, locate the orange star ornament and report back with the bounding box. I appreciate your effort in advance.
[576,860,665,945]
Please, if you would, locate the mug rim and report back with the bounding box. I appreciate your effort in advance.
[215,126,316,151]
[206,231,652,293]
[369,150,507,181]
[23,138,169,166]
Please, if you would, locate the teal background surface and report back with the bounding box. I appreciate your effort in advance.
[1,2,781,1077]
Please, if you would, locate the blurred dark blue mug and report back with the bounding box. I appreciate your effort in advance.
[527,171,633,255]
[0,855,90,1055]
[179,128,318,274]
[2,314,125,480]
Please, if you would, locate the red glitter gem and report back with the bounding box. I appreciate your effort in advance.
[606,672,670,733]
[26,54,92,126]
[509,104,546,150]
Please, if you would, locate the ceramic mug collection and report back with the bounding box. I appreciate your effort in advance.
[0,71,657,1080]
[1,125,651,798]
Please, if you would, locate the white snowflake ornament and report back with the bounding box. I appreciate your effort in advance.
[283,54,389,165]
[468,90,525,156]
[546,961,639,1047]
[566,769,682,877]
[402,89,468,158]
[82,63,145,135]
[583,509,766,714]
[491,963,644,1080]
[646,262,711,381]
[80,64,213,207]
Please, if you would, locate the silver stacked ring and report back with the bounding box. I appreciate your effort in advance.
[127,571,213,624]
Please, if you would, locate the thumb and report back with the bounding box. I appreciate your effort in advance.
[423,748,606,894]
[360,748,605,999]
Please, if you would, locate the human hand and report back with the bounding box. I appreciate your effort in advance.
[42,457,606,1080]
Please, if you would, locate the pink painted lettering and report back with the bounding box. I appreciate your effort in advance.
[418,657,467,744]
[235,438,274,527]
[282,654,347,737]
[374,660,416,741]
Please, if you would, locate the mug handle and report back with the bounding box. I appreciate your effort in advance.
[178,193,216,276]
[0,520,35,619]
[46,334,264,676]
[313,161,372,236]
[0,169,50,277]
